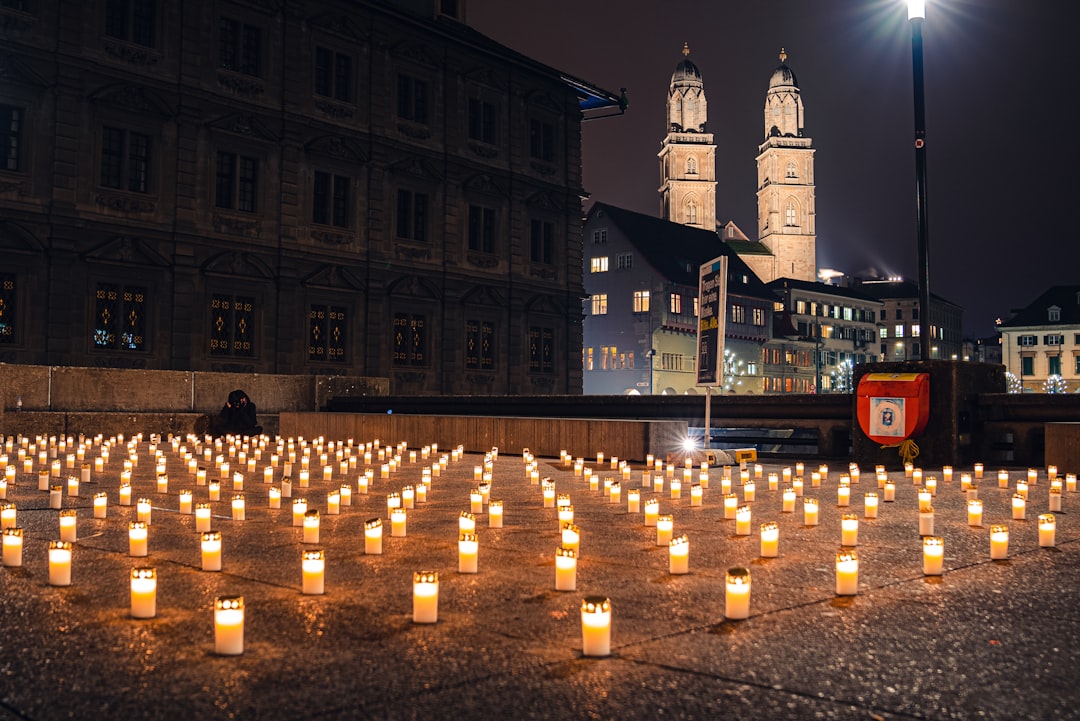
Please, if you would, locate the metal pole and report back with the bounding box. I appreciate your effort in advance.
[910,13,931,360]
[704,384,711,449]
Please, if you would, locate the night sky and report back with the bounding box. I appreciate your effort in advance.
[468,0,1079,339]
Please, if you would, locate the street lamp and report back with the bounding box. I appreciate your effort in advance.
[908,0,931,361]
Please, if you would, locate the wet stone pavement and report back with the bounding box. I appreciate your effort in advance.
[0,433,1078,721]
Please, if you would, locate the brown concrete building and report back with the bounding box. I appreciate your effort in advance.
[0,0,623,395]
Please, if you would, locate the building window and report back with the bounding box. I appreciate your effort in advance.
[592,229,607,244]
[894,324,905,338]
[467,205,496,254]
[210,294,254,356]
[686,199,697,224]
[1049,307,1061,322]
[215,151,258,212]
[314,47,352,102]
[1021,356,1034,376]
[669,293,682,314]
[1045,334,1064,346]
[616,253,633,270]
[392,312,428,366]
[530,219,554,265]
[731,304,745,324]
[312,171,350,228]
[786,161,797,179]
[1075,356,1080,374]
[528,326,554,373]
[1049,355,1062,376]
[785,202,796,226]
[468,97,496,144]
[219,17,261,76]
[397,74,429,124]
[633,291,650,314]
[661,352,684,371]
[101,127,150,193]
[1019,335,1037,347]
[912,324,920,338]
[0,104,21,172]
[395,189,429,242]
[529,118,554,162]
[105,0,156,47]
[0,273,16,343]
[308,304,346,362]
[591,294,607,315]
[93,283,147,351]
[752,307,765,326]
[693,297,699,317]
[686,156,697,174]
[465,319,495,370]
[585,347,593,371]
[590,257,609,273]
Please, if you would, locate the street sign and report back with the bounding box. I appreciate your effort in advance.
[696,255,727,387]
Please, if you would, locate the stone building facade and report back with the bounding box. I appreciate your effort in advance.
[0,0,621,395]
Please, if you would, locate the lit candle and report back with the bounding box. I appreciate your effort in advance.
[413,571,439,624]
[214,596,245,655]
[487,499,503,527]
[178,489,193,515]
[811,471,821,488]
[555,546,577,590]
[735,506,751,536]
[326,490,340,516]
[264,466,274,484]
[416,482,428,504]
[129,520,149,557]
[1068,474,1077,493]
[48,540,73,586]
[231,472,244,492]
[803,497,819,526]
[364,518,383,554]
[389,507,407,537]
[782,488,796,513]
[402,485,416,510]
[228,494,244,522]
[742,481,756,503]
[1011,494,1026,521]
[130,567,157,619]
[59,509,77,542]
[208,480,221,502]
[661,532,688,574]
[558,505,574,525]
[358,472,369,495]
[917,488,932,512]
[386,492,401,517]
[656,514,674,546]
[760,521,779,558]
[609,481,622,505]
[960,473,972,491]
[303,510,320,543]
[720,476,731,495]
[942,466,953,484]
[457,533,479,574]
[1038,513,1056,548]
[653,474,664,493]
[94,492,108,519]
[291,498,308,527]
[197,468,207,486]
[835,550,859,596]
[767,472,779,492]
[904,463,914,479]
[997,470,1009,489]
[837,484,850,507]
[925,476,937,496]
[883,481,896,502]
[195,503,212,532]
[782,467,792,484]
[877,470,888,488]
[1016,481,1029,500]
[725,567,751,620]
[990,525,1009,560]
[841,514,859,546]
[95,457,105,473]
[0,503,14,530]
[200,530,222,571]
[1047,465,1057,481]
[1027,468,1038,485]
[2,527,23,567]
[644,498,659,526]
[912,468,923,486]
[561,523,580,555]
[459,511,476,534]
[689,483,703,507]
[581,596,612,657]
[67,475,79,497]
[923,536,944,576]
[301,549,326,595]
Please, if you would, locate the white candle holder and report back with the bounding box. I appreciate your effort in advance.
[668,533,689,574]
[923,536,944,576]
[725,567,751,619]
[413,571,439,624]
[990,525,1009,560]
[759,522,779,558]
[214,596,245,655]
[48,540,73,586]
[581,596,612,657]
[835,550,859,596]
[302,549,326,595]
[130,567,157,619]
[201,531,222,572]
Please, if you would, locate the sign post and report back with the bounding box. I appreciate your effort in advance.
[697,256,727,449]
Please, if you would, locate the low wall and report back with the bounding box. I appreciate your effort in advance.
[0,412,210,439]
[1045,423,1080,473]
[280,412,687,462]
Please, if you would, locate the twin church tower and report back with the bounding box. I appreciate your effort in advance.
[658,44,816,283]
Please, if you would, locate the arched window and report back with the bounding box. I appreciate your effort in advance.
[686,156,697,174]
[786,161,797,179]
[785,202,797,226]
[687,199,697,225]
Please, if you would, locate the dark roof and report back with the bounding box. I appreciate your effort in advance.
[767,277,883,305]
[854,279,960,308]
[998,285,1080,328]
[587,203,777,302]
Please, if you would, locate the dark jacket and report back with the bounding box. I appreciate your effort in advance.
[217,389,262,436]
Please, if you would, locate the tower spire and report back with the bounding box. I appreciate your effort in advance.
[779,47,787,64]
[683,42,690,57]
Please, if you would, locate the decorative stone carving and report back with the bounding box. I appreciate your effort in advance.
[217,72,265,98]
[103,40,162,66]
[95,194,156,213]
[211,213,262,239]
[397,122,431,140]
[529,160,556,176]
[311,230,353,246]
[394,244,432,261]
[466,252,498,269]
[314,100,354,120]
[467,142,498,159]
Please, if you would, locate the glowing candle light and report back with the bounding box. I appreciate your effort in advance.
[990,525,1009,559]
[322,464,333,483]
[555,546,577,590]
[997,469,1009,489]
[766,472,779,492]
[1015,480,1029,501]
[128,520,149,557]
[609,481,622,505]
[0,503,14,530]
[207,480,221,502]
[811,471,821,488]
[458,510,476,535]
[231,494,246,522]
[1038,513,1056,548]
[904,463,914,479]
[59,509,77,542]
[201,530,222,571]
[214,596,245,655]
[263,466,274,484]
[644,498,659,526]
[561,523,580,555]
[364,518,383,554]
[457,533,479,574]
[942,465,953,483]
[386,492,401,518]
[188,505,210,537]
[2,527,23,567]
[289,498,307,527]
[558,505,574,525]
[130,567,157,619]
[89,491,107,519]
[792,477,804,498]
[48,540,72,586]
[841,514,859,546]
[760,521,779,558]
[627,489,641,514]
[469,488,484,514]
[231,472,244,492]
[174,489,192,515]
[580,596,612,657]
[197,468,207,486]
[917,488,932,513]
[50,459,61,478]
[303,510,320,544]
[302,549,325,595]
[735,506,751,536]
[923,536,944,575]
[883,481,896,502]
[1011,493,1026,520]
[134,497,151,525]
[655,514,674,546]
[863,491,879,519]
[725,567,751,619]
[877,470,888,488]
[388,507,406,538]
[1068,474,1077,492]
[925,476,937,497]
[574,460,583,477]
[743,481,756,503]
[667,464,675,480]
[912,468,923,486]
[66,474,80,497]
[835,550,859,596]
[960,473,972,491]
[782,487,796,513]
[653,474,664,493]
[668,477,682,500]
[837,483,850,507]
[798,497,818,526]
[95,457,105,473]
[666,533,690,574]
[413,571,439,624]
[782,467,792,484]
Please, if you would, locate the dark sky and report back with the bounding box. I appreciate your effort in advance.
[467,0,1079,339]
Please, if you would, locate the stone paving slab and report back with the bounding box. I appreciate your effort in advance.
[0,435,1077,721]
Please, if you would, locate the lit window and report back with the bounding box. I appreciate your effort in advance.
[669,293,682,314]
[752,307,765,326]
[693,297,699,317]
[894,324,904,338]
[633,291,650,313]
[731,304,745,324]
[94,283,147,351]
[912,324,920,338]
[591,294,607,315]
[590,257,609,273]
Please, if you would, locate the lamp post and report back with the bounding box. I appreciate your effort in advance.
[908,0,931,360]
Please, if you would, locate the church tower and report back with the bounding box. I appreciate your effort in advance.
[658,43,716,230]
[753,49,816,283]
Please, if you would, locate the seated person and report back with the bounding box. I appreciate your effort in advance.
[216,389,263,437]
